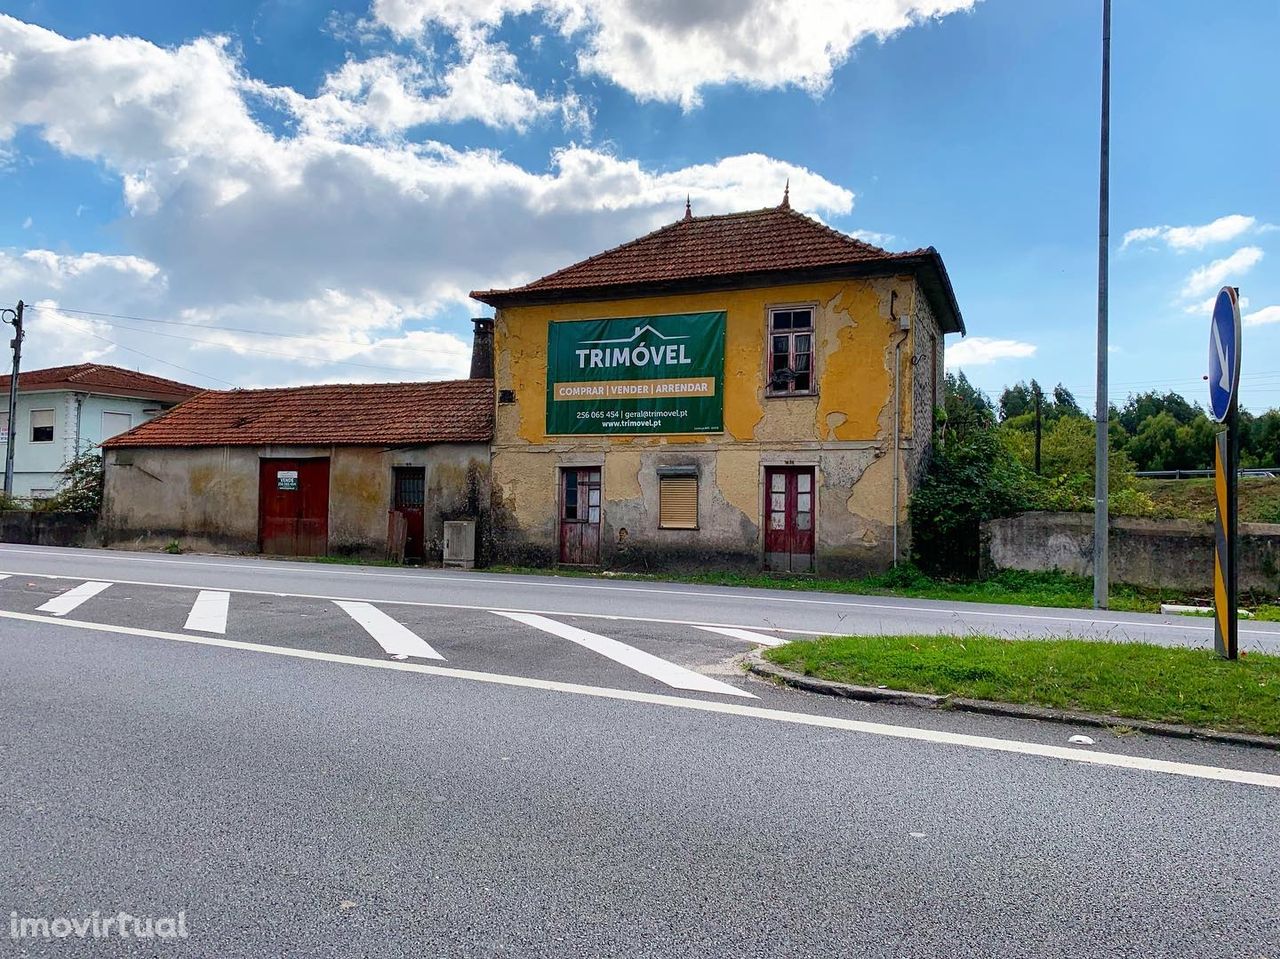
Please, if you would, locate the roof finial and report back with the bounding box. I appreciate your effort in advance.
[684,194,692,220]
[780,178,790,209]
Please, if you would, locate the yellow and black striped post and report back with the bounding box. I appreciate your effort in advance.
[1213,414,1239,659]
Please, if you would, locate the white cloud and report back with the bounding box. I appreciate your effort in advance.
[945,336,1036,367]
[1122,214,1258,251]
[1181,247,1263,299]
[0,14,855,387]
[371,0,981,109]
[1244,305,1280,328]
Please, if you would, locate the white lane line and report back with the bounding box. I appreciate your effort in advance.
[692,625,789,648]
[184,590,230,634]
[36,581,111,616]
[3,547,1276,638]
[335,601,444,660]
[495,611,754,699]
[11,568,1277,643]
[2,607,1277,790]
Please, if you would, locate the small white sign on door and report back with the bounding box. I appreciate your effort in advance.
[277,469,299,491]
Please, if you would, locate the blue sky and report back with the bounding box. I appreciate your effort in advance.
[0,0,1276,412]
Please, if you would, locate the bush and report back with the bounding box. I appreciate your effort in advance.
[910,425,1033,577]
[45,450,104,514]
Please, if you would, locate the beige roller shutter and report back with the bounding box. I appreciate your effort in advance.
[659,474,698,529]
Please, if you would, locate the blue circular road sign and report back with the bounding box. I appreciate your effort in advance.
[1208,286,1241,423]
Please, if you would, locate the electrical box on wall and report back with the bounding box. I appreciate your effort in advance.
[443,520,476,569]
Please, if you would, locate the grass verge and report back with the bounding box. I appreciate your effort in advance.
[764,634,1280,737]
[488,564,1241,615]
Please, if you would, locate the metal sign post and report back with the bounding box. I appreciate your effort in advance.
[1208,286,1241,660]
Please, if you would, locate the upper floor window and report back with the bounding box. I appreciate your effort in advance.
[767,307,814,395]
[101,411,132,440]
[30,409,54,443]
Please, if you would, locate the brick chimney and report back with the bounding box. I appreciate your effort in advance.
[470,317,494,379]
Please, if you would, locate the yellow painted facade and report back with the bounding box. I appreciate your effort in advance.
[489,274,945,573]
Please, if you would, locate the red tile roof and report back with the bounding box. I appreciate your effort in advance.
[470,204,964,334]
[0,363,201,401]
[104,379,494,448]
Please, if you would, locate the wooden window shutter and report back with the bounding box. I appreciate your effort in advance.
[659,474,698,529]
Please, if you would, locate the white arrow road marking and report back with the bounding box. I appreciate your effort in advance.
[37,581,111,616]
[692,624,788,648]
[184,590,230,634]
[495,611,755,698]
[1212,318,1231,390]
[335,601,444,660]
[2,607,1277,790]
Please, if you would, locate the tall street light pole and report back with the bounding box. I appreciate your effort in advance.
[1093,0,1111,610]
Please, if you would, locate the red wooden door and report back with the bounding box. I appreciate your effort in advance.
[393,467,426,561]
[764,467,815,572]
[258,458,330,556]
[559,467,601,565]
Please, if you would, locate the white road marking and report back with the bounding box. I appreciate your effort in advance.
[184,590,230,634]
[8,568,1277,645]
[3,546,1276,638]
[1,607,1276,790]
[36,581,111,616]
[692,625,788,647]
[496,611,754,699]
[335,601,444,660]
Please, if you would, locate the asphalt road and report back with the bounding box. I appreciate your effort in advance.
[2,545,1279,958]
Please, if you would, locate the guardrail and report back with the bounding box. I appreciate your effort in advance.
[1135,469,1278,479]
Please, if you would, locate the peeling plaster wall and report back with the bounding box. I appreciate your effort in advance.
[104,443,489,559]
[491,278,937,573]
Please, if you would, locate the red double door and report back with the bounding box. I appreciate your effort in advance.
[764,467,815,573]
[258,458,329,556]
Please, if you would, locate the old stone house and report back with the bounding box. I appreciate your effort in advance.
[102,370,493,562]
[470,198,965,574]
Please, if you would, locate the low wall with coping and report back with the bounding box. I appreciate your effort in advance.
[0,510,100,548]
[982,511,1280,596]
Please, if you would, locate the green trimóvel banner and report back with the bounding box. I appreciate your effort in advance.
[546,312,726,435]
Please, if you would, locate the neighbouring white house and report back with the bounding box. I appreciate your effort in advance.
[0,363,201,501]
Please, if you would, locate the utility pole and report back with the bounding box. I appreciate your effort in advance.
[1093,0,1111,610]
[2,300,24,498]
[1033,382,1043,475]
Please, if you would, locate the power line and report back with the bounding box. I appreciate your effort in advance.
[75,328,236,388]
[24,304,471,357]
[31,307,463,378]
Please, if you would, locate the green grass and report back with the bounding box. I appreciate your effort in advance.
[764,634,1280,737]
[489,564,1211,614]
[1138,476,1280,523]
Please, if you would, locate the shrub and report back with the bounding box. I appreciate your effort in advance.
[45,450,104,514]
[910,425,1033,577]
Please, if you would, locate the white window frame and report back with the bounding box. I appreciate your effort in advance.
[101,410,133,440]
[30,408,55,444]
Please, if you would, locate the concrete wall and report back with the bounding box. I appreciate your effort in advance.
[983,511,1280,595]
[490,276,942,574]
[104,442,489,560]
[0,510,99,548]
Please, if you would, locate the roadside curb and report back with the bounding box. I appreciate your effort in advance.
[745,652,1280,751]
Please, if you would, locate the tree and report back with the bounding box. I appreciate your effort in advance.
[1118,391,1200,434]
[1051,384,1082,419]
[941,371,995,439]
[999,381,1034,421]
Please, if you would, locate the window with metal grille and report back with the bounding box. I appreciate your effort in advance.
[767,307,814,395]
[658,474,698,529]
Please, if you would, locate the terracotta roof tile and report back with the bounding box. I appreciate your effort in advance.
[0,363,200,400]
[470,204,965,334]
[104,379,494,448]
[472,206,912,299]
